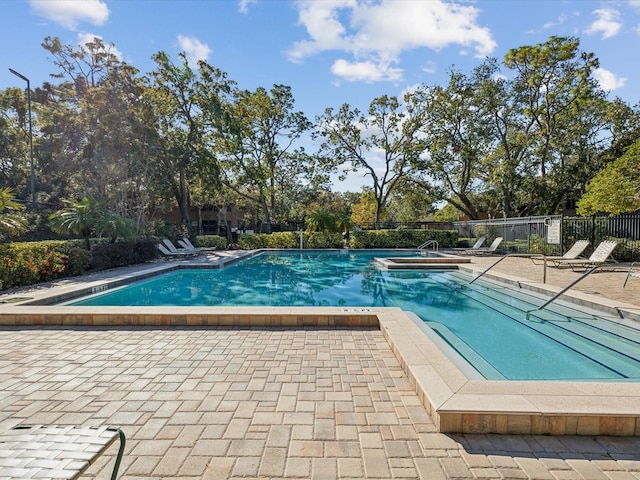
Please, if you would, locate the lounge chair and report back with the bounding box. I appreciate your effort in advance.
[554,240,618,271]
[157,244,195,258]
[451,236,486,252]
[178,238,206,252]
[464,237,503,256]
[0,425,125,480]
[163,238,195,254]
[530,239,590,266]
[624,262,639,288]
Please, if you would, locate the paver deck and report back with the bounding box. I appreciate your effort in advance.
[1,251,640,479]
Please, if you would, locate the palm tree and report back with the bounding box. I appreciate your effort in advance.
[49,197,103,250]
[0,187,27,240]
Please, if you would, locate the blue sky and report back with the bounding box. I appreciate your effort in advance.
[2,0,640,190]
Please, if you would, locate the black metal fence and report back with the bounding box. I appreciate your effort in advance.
[563,214,640,261]
[450,214,640,261]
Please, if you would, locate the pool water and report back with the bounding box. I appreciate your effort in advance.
[70,250,640,381]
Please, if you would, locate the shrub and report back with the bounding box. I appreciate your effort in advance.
[265,232,299,248]
[237,233,268,249]
[237,232,300,249]
[0,240,89,290]
[195,235,227,250]
[66,246,92,276]
[608,237,640,262]
[306,232,344,249]
[473,224,504,242]
[90,240,158,270]
[349,229,457,249]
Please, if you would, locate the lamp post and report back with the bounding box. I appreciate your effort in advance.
[9,68,35,207]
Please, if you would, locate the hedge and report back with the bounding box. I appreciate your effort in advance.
[0,240,91,290]
[89,240,158,270]
[349,229,458,249]
[0,239,159,291]
[194,235,227,250]
[238,232,300,249]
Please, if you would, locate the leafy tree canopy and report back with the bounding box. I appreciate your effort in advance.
[577,139,640,215]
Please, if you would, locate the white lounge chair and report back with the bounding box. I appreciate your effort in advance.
[464,237,503,256]
[163,238,195,254]
[157,243,195,258]
[178,238,208,252]
[554,240,618,271]
[530,239,590,266]
[451,236,486,252]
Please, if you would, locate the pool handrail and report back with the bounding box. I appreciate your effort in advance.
[533,264,602,312]
[467,253,517,285]
[417,240,439,254]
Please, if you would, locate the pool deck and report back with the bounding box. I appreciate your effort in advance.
[1,250,640,479]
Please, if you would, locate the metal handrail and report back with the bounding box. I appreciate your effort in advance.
[417,240,438,252]
[467,253,521,285]
[466,253,612,319]
[531,264,601,313]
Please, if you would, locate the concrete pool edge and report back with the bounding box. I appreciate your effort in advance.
[1,304,639,436]
[1,250,640,436]
[376,308,640,437]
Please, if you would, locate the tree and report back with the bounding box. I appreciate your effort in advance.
[216,84,312,232]
[504,36,600,177]
[0,88,32,199]
[411,65,496,219]
[38,36,157,233]
[49,197,104,249]
[147,52,233,229]
[350,190,385,226]
[386,178,436,223]
[500,36,604,214]
[577,139,640,215]
[315,95,427,227]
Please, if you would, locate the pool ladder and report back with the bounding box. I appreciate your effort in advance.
[417,240,438,255]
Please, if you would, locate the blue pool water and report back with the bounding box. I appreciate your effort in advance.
[70,250,640,381]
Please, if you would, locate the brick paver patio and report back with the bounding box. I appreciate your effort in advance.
[1,254,640,478]
[1,324,640,479]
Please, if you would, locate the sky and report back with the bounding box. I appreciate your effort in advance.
[2,0,640,191]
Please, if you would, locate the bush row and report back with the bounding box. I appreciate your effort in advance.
[236,232,344,249]
[0,239,159,291]
[349,229,458,249]
[0,240,91,290]
[89,240,158,270]
[235,229,457,250]
[194,235,229,250]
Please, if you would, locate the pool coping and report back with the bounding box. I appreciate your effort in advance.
[1,251,639,436]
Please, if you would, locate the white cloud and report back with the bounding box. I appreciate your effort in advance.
[628,0,640,11]
[542,14,567,30]
[422,61,437,74]
[288,0,496,83]
[77,33,123,60]
[238,0,258,14]
[331,58,403,83]
[594,67,627,91]
[177,35,212,66]
[30,0,109,30]
[585,8,622,39]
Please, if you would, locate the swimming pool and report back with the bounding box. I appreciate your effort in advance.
[69,250,640,382]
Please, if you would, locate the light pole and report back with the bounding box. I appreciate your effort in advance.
[9,68,35,207]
